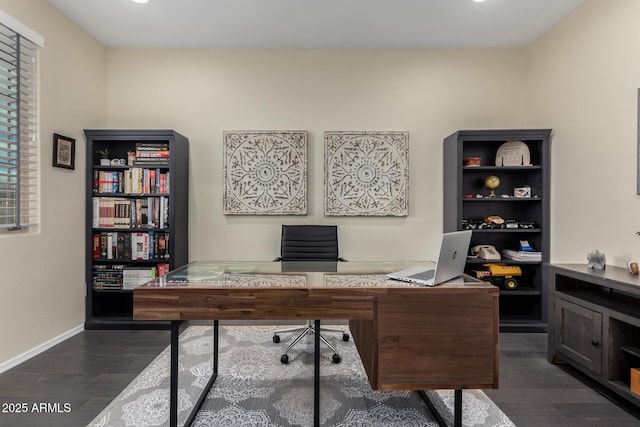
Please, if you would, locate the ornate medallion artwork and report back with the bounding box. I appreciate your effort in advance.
[325,131,409,216]
[224,130,307,215]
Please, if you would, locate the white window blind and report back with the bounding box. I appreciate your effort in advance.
[0,17,40,232]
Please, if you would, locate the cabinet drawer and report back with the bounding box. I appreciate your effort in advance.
[555,297,603,375]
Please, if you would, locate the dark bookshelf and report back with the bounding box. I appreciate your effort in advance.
[444,129,551,332]
[84,129,189,329]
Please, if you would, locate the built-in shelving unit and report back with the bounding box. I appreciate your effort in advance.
[444,129,551,332]
[84,129,189,329]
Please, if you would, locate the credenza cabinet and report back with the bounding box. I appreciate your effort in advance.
[84,129,189,329]
[548,264,640,408]
[444,129,551,332]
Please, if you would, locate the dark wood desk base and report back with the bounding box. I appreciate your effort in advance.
[172,320,464,427]
[134,264,498,427]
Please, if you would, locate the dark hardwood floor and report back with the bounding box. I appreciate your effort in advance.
[484,333,640,427]
[0,328,638,426]
[0,329,169,427]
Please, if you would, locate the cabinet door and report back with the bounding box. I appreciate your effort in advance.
[555,298,602,375]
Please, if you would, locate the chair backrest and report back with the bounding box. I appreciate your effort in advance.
[280,225,340,261]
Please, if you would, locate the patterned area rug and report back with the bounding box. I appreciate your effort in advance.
[88,325,514,427]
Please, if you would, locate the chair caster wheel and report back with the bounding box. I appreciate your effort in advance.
[273,334,281,343]
[280,354,289,364]
[332,354,341,364]
[342,333,350,342]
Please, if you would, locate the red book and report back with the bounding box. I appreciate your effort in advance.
[149,169,156,193]
[92,233,101,259]
[160,173,167,194]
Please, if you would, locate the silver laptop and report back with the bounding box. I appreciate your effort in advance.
[387,230,472,286]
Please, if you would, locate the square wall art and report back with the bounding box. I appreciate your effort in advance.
[325,131,409,216]
[224,130,308,215]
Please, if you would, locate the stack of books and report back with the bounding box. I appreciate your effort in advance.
[92,265,125,290]
[134,142,169,166]
[502,249,542,261]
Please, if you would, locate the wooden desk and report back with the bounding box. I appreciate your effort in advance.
[134,261,499,427]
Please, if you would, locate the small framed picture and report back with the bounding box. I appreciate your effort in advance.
[514,186,531,198]
[52,133,75,170]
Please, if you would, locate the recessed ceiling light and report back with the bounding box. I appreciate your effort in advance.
[473,0,488,2]
[132,0,149,4]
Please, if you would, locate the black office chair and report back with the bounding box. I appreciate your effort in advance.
[273,225,350,364]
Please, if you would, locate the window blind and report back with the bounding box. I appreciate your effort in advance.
[0,20,39,231]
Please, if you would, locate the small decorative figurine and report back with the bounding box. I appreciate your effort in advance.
[628,261,639,275]
[587,249,606,270]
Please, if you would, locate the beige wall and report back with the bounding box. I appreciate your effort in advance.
[0,0,106,364]
[528,0,640,267]
[3,0,638,367]
[106,48,531,262]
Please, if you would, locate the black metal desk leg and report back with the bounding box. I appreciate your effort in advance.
[314,319,320,427]
[213,320,219,374]
[454,389,462,427]
[182,321,220,427]
[418,389,463,427]
[170,321,179,427]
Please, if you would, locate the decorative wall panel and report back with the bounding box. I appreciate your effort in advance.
[224,130,307,215]
[324,131,408,216]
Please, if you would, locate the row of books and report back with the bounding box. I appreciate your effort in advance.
[502,249,542,261]
[93,196,169,229]
[92,263,169,290]
[133,142,170,166]
[93,168,170,194]
[92,230,170,261]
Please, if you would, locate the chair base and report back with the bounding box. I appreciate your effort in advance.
[273,320,349,364]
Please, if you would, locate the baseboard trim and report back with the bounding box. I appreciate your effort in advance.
[0,324,84,374]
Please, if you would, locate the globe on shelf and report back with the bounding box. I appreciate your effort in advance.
[484,175,500,198]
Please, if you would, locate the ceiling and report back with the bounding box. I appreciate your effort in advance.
[46,0,586,49]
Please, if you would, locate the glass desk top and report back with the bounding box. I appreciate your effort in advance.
[136,260,485,289]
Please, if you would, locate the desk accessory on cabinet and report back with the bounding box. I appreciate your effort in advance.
[632,368,640,395]
[587,249,606,270]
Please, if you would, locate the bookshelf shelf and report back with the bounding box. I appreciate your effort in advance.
[84,129,189,330]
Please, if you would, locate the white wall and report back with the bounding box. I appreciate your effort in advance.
[528,0,640,267]
[0,0,106,365]
[106,48,531,261]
